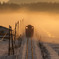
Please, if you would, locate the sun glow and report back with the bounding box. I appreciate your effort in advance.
[0,0,9,4]
[46,32,55,38]
[0,11,59,43]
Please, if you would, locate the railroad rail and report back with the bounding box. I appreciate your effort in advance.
[26,38,34,59]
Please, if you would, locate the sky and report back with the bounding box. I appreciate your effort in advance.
[8,0,59,4]
[0,0,59,43]
[0,11,59,43]
[0,0,9,4]
[0,0,59,4]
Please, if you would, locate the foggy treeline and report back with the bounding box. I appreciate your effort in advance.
[0,2,59,12]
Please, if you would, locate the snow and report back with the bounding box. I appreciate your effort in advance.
[18,37,43,59]
[17,36,27,59]
[0,40,8,56]
[0,37,59,59]
[0,55,16,59]
[43,43,59,59]
[32,39,43,59]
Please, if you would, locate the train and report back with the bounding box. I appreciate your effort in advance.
[25,25,34,38]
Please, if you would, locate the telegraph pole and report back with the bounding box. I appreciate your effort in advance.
[8,25,14,55]
[14,23,17,47]
[8,25,11,55]
[14,21,19,46]
[11,28,14,55]
[20,20,21,35]
[17,21,19,36]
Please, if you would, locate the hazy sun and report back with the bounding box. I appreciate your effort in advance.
[0,0,9,4]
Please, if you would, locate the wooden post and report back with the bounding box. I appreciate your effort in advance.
[8,25,11,56]
[11,28,14,55]
[17,21,19,37]
[8,25,14,55]
[14,21,19,45]
[14,23,16,47]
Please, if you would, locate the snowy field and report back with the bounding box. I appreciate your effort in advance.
[49,43,59,55]
[41,42,59,57]
[0,37,59,59]
[0,39,8,56]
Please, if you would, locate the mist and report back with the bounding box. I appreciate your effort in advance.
[0,9,59,44]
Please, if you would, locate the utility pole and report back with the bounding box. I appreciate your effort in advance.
[14,21,19,46]
[18,21,19,36]
[20,20,21,35]
[14,23,17,47]
[8,25,14,55]
[17,21,19,36]
[8,25,11,56]
[20,19,24,35]
[11,28,14,55]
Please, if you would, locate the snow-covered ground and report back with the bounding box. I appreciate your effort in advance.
[43,43,59,59]
[42,42,59,56]
[18,37,43,59]
[32,39,43,59]
[0,40,8,56]
[49,43,59,55]
[0,37,59,59]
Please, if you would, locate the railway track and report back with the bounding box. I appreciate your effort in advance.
[26,38,34,59]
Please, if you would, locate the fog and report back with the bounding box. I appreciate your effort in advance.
[0,10,59,44]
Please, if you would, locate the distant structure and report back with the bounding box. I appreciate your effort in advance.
[0,26,9,35]
[0,26,9,40]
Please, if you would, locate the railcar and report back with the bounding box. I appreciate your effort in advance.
[25,25,34,38]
